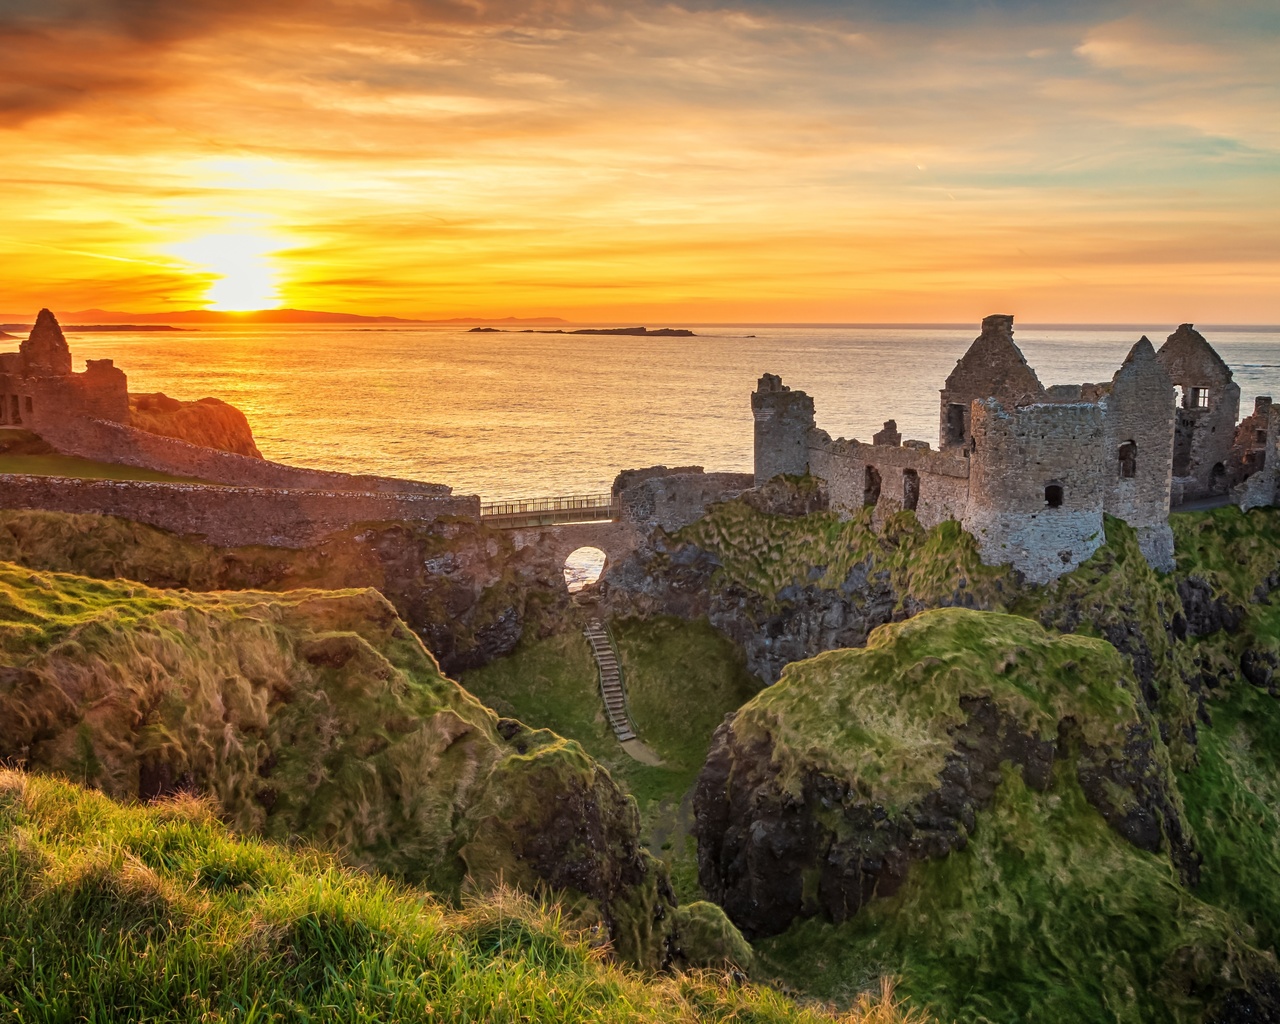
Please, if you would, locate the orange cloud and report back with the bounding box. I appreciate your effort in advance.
[0,2,1277,321]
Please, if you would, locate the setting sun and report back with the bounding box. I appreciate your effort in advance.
[169,231,283,311]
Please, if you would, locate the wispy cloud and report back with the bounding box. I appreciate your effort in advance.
[0,0,1276,319]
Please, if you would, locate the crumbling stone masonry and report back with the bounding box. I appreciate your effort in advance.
[755,315,1274,583]
[1155,324,1241,504]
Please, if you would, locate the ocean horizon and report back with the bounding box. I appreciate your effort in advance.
[60,322,1280,500]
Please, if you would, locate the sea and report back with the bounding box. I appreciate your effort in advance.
[63,323,1280,502]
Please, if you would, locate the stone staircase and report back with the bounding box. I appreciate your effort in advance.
[584,619,637,742]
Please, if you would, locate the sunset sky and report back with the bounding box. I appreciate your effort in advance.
[1,0,1277,322]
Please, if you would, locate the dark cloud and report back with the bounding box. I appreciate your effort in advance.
[0,0,584,122]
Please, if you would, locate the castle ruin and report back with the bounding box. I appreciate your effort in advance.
[0,309,130,431]
[754,315,1278,583]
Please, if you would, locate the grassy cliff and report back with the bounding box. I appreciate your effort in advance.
[0,508,545,674]
[705,608,1274,1022]
[691,503,1280,1021]
[0,770,929,1022]
[0,562,670,965]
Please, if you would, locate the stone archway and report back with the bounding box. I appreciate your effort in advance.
[507,520,642,593]
[564,546,607,592]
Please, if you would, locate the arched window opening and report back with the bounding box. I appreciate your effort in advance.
[564,546,606,593]
[1118,441,1137,479]
[1045,484,1064,509]
[945,403,966,445]
[863,465,882,507]
[902,469,920,512]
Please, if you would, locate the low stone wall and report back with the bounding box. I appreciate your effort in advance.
[0,474,479,548]
[39,417,451,496]
[618,470,755,533]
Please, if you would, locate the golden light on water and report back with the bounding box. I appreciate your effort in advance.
[168,231,283,312]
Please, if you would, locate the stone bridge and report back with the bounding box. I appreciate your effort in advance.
[508,519,643,581]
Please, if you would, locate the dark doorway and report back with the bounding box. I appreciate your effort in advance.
[1211,462,1227,494]
[903,469,920,512]
[945,403,966,445]
[1045,484,1064,508]
[1118,441,1137,479]
[864,465,882,507]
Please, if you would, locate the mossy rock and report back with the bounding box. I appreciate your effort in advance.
[672,901,754,973]
[695,607,1195,940]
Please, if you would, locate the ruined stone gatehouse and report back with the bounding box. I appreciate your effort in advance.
[754,315,1276,583]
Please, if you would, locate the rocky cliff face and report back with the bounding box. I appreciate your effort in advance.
[0,561,675,966]
[129,392,263,458]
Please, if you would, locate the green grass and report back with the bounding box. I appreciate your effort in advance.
[674,496,1016,612]
[0,770,930,1023]
[461,616,760,903]
[0,451,207,484]
[1180,677,1280,956]
[755,764,1274,1023]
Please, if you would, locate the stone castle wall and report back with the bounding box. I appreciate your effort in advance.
[938,313,1044,447]
[807,432,970,528]
[963,400,1106,583]
[0,474,479,548]
[1236,403,1280,512]
[39,416,452,496]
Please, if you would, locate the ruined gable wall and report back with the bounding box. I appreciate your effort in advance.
[938,314,1044,447]
[1103,340,1174,528]
[0,475,478,548]
[808,432,970,528]
[1156,325,1240,502]
[963,399,1106,583]
[752,374,815,485]
[37,416,452,495]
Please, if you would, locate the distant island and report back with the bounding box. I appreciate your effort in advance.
[469,326,696,337]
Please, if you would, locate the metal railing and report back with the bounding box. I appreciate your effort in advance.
[481,492,617,518]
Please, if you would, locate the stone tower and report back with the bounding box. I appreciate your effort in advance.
[1155,324,1239,502]
[1103,336,1176,569]
[20,309,72,377]
[939,314,1044,448]
[752,373,815,486]
[963,398,1106,583]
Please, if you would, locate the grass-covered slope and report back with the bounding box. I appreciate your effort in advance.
[0,562,669,965]
[0,770,929,1022]
[691,504,1280,1021]
[755,766,1276,1023]
[462,616,760,903]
